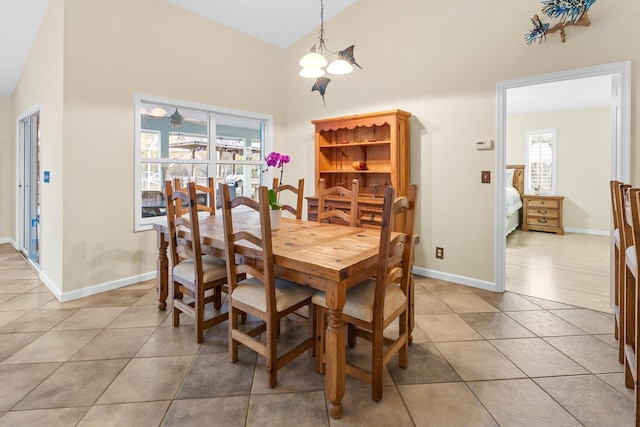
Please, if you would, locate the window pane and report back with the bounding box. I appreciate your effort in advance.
[214,115,263,198]
[141,131,160,159]
[141,163,162,192]
[169,133,209,160]
[136,97,269,230]
[140,163,211,218]
[527,131,555,193]
[141,103,210,161]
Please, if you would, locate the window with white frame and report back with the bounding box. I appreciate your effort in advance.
[525,128,558,195]
[134,95,272,231]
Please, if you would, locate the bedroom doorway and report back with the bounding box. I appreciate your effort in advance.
[495,61,631,312]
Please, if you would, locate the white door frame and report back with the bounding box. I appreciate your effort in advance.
[16,102,42,267]
[495,61,631,294]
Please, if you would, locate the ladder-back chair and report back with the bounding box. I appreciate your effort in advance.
[314,184,418,401]
[165,180,229,343]
[220,184,316,387]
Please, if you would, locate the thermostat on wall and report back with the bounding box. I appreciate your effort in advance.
[475,140,493,150]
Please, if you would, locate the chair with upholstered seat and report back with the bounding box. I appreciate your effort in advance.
[173,176,229,312]
[272,178,305,220]
[611,180,628,364]
[624,188,640,418]
[220,184,316,387]
[317,178,359,227]
[313,184,418,401]
[165,180,229,343]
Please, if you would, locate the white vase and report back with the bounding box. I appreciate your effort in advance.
[270,208,282,230]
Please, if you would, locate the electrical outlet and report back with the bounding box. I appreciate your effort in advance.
[435,247,444,259]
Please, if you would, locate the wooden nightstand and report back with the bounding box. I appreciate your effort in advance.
[521,195,564,235]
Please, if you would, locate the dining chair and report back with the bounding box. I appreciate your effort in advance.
[165,180,229,343]
[272,178,305,220]
[220,184,316,387]
[623,187,640,423]
[317,178,360,227]
[174,177,216,217]
[611,180,626,364]
[313,184,418,401]
[173,176,230,311]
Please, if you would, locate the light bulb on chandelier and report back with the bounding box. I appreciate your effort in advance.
[299,0,362,103]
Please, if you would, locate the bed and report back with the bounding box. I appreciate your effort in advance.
[505,164,524,236]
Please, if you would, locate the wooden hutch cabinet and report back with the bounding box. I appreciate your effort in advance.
[306,109,412,228]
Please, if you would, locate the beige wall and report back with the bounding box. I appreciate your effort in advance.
[282,0,640,284]
[4,0,640,296]
[507,107,611,233]
[57,0,284,294]
[10,0,285,296]
[11,0,65,290]
[0,98,14,240]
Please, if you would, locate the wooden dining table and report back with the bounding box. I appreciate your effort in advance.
[152,212,390,419]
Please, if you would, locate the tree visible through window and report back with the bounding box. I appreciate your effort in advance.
[525,129,557,195]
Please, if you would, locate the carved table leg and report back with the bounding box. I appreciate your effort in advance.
[326,304,346,419]
[157,230,168,310]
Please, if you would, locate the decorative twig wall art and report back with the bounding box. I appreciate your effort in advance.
[525,0,597,45]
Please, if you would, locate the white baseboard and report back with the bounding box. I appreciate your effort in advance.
[564,227,609,236]
[412,266,498,292]
[2,245,156,302]
[0,237,17,248]
[59,271,157,302]
[39,270,63,300]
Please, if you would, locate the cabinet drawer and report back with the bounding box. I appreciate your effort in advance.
[526,217,559,228]
[526,207,559,218]
[528,198,559,209]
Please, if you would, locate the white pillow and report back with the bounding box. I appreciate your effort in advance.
[506,169,515,187]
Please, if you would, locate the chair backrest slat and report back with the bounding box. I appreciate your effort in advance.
[165,180,204,285]
[611,181,621,231]
[220,184,277,312]
[273,178,305,220]
[174,177,216,217]
[317,178,359,227]
[373,184,418,325]
[628,189,640,252]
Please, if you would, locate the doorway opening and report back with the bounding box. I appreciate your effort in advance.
[495,61,631,311]
[18,107,41,269]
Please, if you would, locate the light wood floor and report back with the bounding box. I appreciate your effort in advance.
[506,230,612,314]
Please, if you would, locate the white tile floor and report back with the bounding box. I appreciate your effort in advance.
[0,244,635,426]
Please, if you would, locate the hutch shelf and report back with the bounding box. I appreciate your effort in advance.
[306,109,412,228]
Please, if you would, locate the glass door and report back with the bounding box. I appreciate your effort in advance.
[20,111,41,267]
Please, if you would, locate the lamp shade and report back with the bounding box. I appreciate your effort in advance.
[299,52,328,69]
[299,67,326,78]
[149,107,167,117]
[326,59,353,75]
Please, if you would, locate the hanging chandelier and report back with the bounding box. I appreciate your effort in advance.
[299,0,361,103]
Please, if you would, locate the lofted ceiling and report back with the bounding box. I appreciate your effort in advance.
[0,0,613,114]
[0,0,356,97]
[165,0,357,49]
[0,0,49,97]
